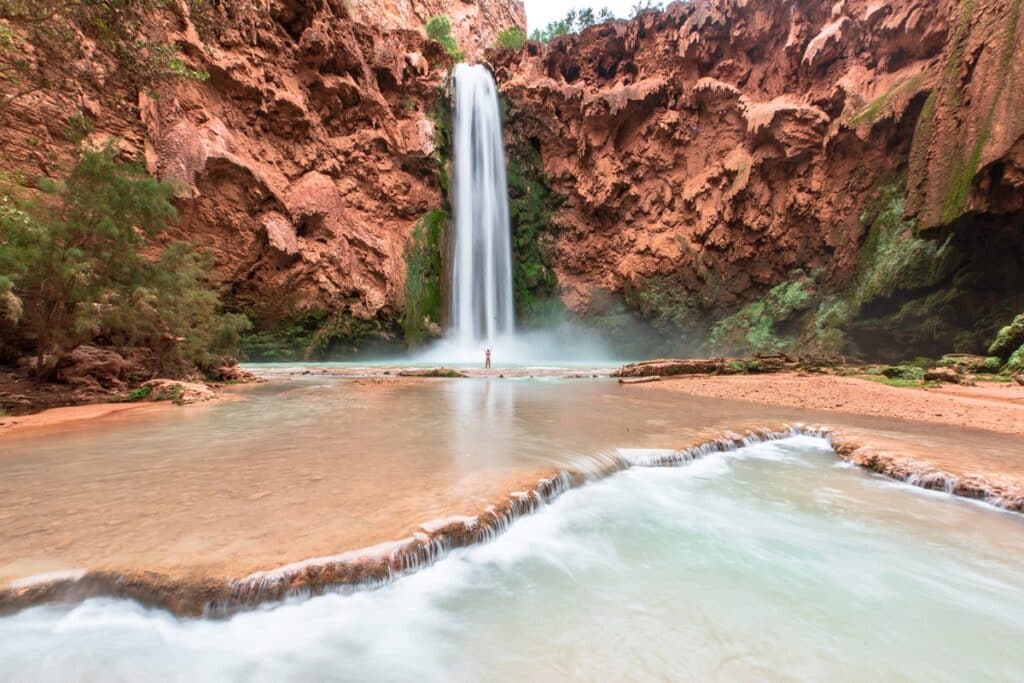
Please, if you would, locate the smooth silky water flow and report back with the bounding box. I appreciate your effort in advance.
[2,430,1024,682]
[449,63,514,350]
[2,377,1024,681]
[416,63,616,366]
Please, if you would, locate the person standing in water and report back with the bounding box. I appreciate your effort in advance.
[485,348,492,369]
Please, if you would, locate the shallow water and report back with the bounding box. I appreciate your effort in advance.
[2,437,1023,682]
[1,376,1022,583]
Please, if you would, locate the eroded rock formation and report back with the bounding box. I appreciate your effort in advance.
[491,0,1024,357]
[2,0,1022,361]
[1,0,523,354]
[348,0,525,59]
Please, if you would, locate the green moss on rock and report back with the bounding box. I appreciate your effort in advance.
[854,178,956,307]
[989,313,1024,358]
[506,133,563,326]
[708,273,816,354]
[848,75,924,127]
[626,273,700,337]
[403,210,447,346]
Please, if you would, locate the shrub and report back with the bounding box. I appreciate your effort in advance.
[126,385,152,401]
[495,26,526,50]
[630,1,663,19]
[1006,344,1024,373]
[881,365,925,381]
[981,356,1004,373]
[530,7,615,43]
[425,15,463,61]
[127,41,210,86]
[0,145,246,379]
[63,110,94,144]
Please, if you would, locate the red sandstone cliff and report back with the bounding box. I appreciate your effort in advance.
[349,0,525,59]
[1,0,522,332]
[906,0,1024,230]
[491,0,1023,355]
[2,0,1021,359]
[492,0,952,311]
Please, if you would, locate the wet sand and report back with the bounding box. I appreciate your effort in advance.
[0,402,171,439]
[641,373,1024,436]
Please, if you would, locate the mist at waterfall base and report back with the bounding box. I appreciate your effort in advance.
[412,63,619,367]
[412,322,620,367]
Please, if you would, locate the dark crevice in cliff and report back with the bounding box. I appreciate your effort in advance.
[850,212,1024,361]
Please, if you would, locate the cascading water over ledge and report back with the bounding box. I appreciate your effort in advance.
[1,424,1021,619]
[414,64,617,365]
[449,63,515,348]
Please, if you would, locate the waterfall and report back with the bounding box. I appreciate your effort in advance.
[449,63,515,348]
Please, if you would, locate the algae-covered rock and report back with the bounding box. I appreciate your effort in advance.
[937,354,987,373]
[924,367,960,384]
[141,379,217,405]
[397,367,467,378]
[989,314,1024,359]
[981,356,1004,374]
[707,273,816,355]
[881,365,925,381]
[1005,345,1024,374]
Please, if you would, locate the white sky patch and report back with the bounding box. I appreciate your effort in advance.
[523,0,644,33]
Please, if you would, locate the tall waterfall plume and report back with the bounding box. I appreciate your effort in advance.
[449,63,515,348]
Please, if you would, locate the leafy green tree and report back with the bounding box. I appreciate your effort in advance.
[630,1,663,18]
[0,146,246,379]
[101,242,251,373]
[0,195,26,362]
[529,6,614,43]
[495,26,526,50]
[0,146,175,377]
[425,15,463,61]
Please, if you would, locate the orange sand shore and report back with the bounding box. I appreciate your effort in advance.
[0,402,170,440]
[639,373,1024,437]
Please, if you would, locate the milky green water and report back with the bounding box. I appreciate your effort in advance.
[1,436,1023,682]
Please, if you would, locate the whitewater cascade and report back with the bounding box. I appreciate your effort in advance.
[449,63,515,347]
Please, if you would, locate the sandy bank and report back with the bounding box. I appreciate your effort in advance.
[639,373,1024,437]
[0,402,170,440]
[0,387,248,441]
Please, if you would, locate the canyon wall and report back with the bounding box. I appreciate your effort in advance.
[3,0,1022,361]
[348,0,526,59]
[1,0,522,354]
[906,0,1024,230]
[492,0,1024,358]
